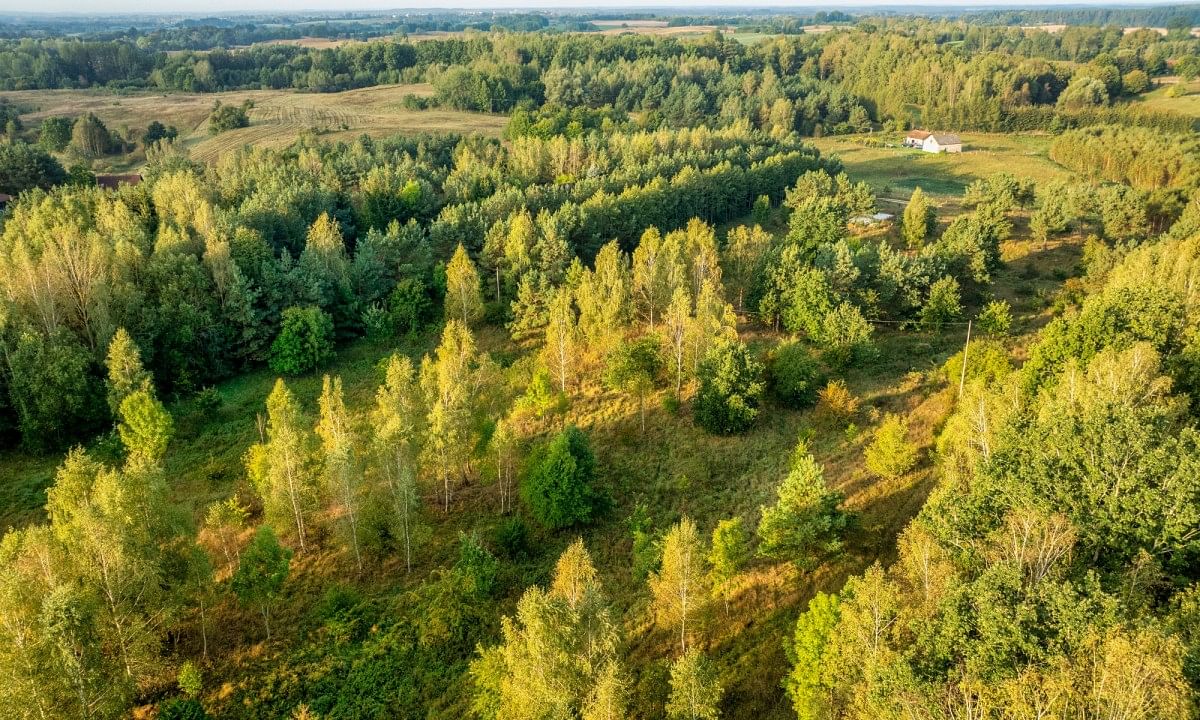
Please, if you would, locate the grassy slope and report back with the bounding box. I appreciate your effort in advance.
[0,136,1082,718]
[1130,78,1200,117]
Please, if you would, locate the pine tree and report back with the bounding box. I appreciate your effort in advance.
[651,517,709,654]
[446,243,484,324]
[317,375,364,571]
[758,442,847,569]
[117,389,174,466]
[784,592,840,720]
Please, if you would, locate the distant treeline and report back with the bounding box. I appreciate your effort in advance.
[958,4,1200,29]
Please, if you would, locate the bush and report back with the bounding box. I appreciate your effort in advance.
[208,100,252,135]
[493,517,530,560]
[694,339,765,435]
[388,277,434,336]
[816,379,859,423]
[769,341,822,407]
[943,339,1012,387]
[864,414,918,480]
[159,698,208,720]
[0,140,67,195]
[269,306,335,375]
[976,299,1012,337]
[520,425,601,529]
[920,276,963,330]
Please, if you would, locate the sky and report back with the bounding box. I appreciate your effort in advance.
[0,1,1175,16]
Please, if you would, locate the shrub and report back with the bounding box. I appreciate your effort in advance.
[159,698,208,720]
[818,302,874,368]
[493,517,530,560]
[769,341,822,407]
[943,339,1012,387]
[388,277,434,336]
[976,299,1012,337]
[0,140,67,195]
[520,425,602,529]
[694,339,765,435]
[178,661,202,698]
[269,306,335,375]
[921,276,963,330]
[864,414,918,480]
[816,379,859,423]
[208,100,252,135]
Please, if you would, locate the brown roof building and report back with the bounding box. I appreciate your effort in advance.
[95,174,143,190]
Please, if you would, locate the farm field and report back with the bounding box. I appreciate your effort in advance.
[811,132,1072,208]
[0,84,508,167]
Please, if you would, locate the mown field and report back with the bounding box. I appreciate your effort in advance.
[0,84,508,167]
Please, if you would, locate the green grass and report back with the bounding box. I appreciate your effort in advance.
[1130,79,1200,117]
[812,132,1073,209]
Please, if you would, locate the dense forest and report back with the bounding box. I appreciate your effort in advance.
[2,7,1200,720]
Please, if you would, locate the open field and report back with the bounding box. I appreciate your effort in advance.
[812,132,1073,209]
[1131,78,1200,117]
[0,84,508,167]
[594,24,727,37]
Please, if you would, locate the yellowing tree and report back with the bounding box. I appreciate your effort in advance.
[246,379,319,552]
[543,285,579,393]
[371,353,425,571]
[446,243,484,325]
[651,517,709,653]
[317,375,365,571]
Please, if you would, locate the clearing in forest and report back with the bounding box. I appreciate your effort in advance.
[0,84,508,166]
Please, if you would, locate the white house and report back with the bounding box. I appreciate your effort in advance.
[904,130,963,153]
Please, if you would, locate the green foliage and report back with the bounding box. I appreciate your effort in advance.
[975,299,1012,337]
[864,414,918,480]
[207,100,251,135]
[0,140,66,195]
[454,532,499,599]
[232,526,292,638]
[269,306,336,375]
[943,338,1012,387]
[6,328,104,448]
[758,442,848,568]
[178,660,203,698]
[768,340,822,407]
[902,186,935,250]
[604,336,663,428]
[708,517,749,608]
[387,277,435,336]
[920,276,963,330]
[520,425,601,530]
[117,390,174,463]
[694,339,764,435]
[818,302,875,368]
[666,648,722,720]
[159,698,209,720]
[784,592,840,720]
[70,113,121,156]
[38,116,72,152]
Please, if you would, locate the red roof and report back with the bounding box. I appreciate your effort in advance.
[906,130,932,140]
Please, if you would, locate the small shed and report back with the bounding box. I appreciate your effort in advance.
[924,133,963,153]
[903,130,930,148]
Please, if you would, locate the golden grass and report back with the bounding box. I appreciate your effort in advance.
[0,84,507,168]
[1130,78,1200,118]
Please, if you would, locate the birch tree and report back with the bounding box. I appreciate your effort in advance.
[317,375,365,571]
[651,517,709,654]
[246,379,319,553]
[371,353,425,571]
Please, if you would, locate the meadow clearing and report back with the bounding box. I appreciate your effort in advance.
[0,83,508,167]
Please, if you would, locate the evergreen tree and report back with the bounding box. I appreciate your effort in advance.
[758,443,847,569]
[902,187,935,250]
[708,517,749,614]
[864,414,918,480]
[105,328,152,418]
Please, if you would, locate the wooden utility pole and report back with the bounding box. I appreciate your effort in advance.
[958,319,972,399]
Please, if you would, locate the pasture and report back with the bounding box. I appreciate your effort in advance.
[1132,77,1200,117]
[0,84,508,167]
[811,132,1072,208]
